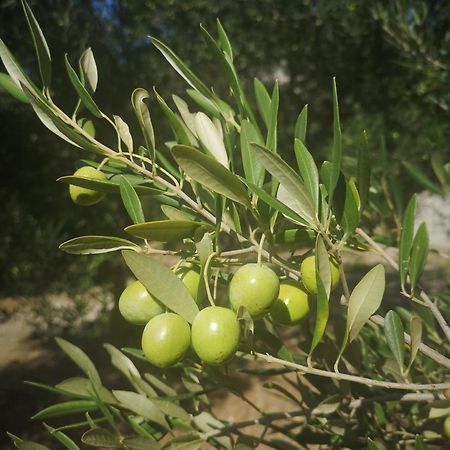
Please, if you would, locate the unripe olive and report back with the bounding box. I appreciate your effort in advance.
[69,166,106,206]
[300,255,340,295]
[191,306,240,364]
[228,263,280,317]
[270,281,310,325]
[176,267,201,302]
[119,280,164,325]
[141,313,190,368]
[444,416,450,439]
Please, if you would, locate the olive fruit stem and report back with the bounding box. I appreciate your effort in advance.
[257,233,266,266]
[203,252,217,307]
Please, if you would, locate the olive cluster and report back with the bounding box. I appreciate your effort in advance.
[118,259,339,369]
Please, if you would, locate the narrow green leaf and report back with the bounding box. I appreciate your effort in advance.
[78,48,97,94]
[161,205,195,221]
[216,19,233,60]
[18,442,51,450]
[122,437,158,450]
[294,104,308,143]
[43,424,80,450]
[431,152,449,190]
[407,316,422,371]
[251,143,317,226]
[0,72,30,102]
[59,236,139,255]
[81,428,121,448]
[316,235,331,298]
[357,130,371,211]
[240,119,264,186]
[403,161,441,194]
[253,78,271,127]
[119,176,145,224]
[172,145,250,206]
[21,0,51,87]
[55,338,101,386]
[55,377,115,403]
[399,195,417,291]
[347,265,385,342]
[328,78,342,205]
[32,400,98,420]
[367,438,382,450]
[57,174,160,195]
[104,344,141,384]
[160,434,204,450]
[152,398,189,421]
[151,36,213,99]
[113,390,168,429]
[266,81,279,152]
[342,179,360,237]
[194,112,228,167]
[414,435,428,450]
[125,219,211,242]
[122,251,199,323]
[144,373,177,397]
[154,90,191,145]
[308,273,329,363]
[294,138,319,214]
[384,310,405,374]
[114,115,133,153]
[409,222,429,293]
[243,179,308,226]
[64,54,102,118]
[132,88,155,156]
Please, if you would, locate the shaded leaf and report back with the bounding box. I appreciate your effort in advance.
[18,443,51,450]
[407,316,423,371]
[328,78,342,205]
[403,161,441,194]
[120,176,145,224]
[122,251,199,323]
[32,400,98,419]
[114,115,133,153]
[43,424,80,450]
[64,54,102,118]
[357,130,370,211]
[132,88,155,156]
[0,72,30,102]
[399,195,416,291]
[409,222,429,293]
[240,119,264,186]
[81,428,121,448]
[55,338,101,386]
[342,179,360,237]
[172,145,250,206]
[347,265,385,342]
[266,80,279,152]
[125,219,210,242]
[122,437,158,450]
[113,390,168,429]
[414,435,428,450]
[253,78,271,127]
[384,310,405,374]
[59,236,139,255]
[21,0,51,87]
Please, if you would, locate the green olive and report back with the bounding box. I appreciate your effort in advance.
[118,280,164,325]
[69,166,106,206]
[176,267,201,302]
[191,306,240,364]
[141,313,190,368]
[300,255,340,295]
[228,263,280,317]
[270,281,310,325]
[444,416,450,439]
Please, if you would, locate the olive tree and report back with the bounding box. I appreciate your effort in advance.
[3,2,450,449]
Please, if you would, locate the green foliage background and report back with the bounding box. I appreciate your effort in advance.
[1,0,449,297]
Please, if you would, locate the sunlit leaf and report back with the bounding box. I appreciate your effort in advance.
[251,143,316,226]
[122,251,199,323]
[240,119,264,186]
[253,78,271,127]
[266,80,279,152]
[294,104,308,143]
[78,48,97,94]
[59,236,139,255]
[114,115,133,153]
[347,264,385,342]
[293,138,319,213]
[172,145,250,206]
[407,316,422,372]
[132,88,155,156]
[357,130,370,211]
[0,72,30,102]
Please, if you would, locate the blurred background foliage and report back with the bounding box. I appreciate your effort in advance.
[1,0,449,298]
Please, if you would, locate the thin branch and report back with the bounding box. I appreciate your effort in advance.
[253,352,450,391]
